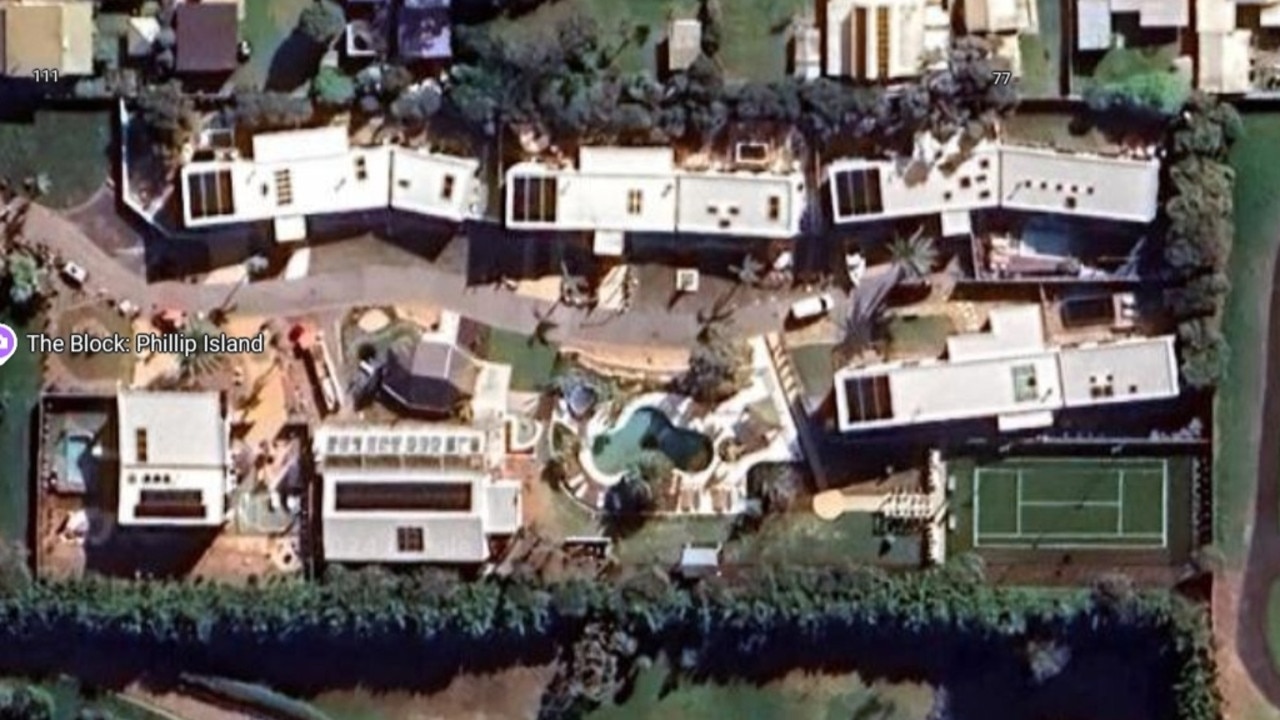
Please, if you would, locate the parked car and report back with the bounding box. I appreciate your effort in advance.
[789,293,834,321]
[60,261,88,286]
[117,300,140,319]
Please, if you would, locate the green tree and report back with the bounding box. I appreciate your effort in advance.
[2,250,45,309]
[297,0,346,47]
[236,91,315,130]
[134,80,198,165]
[311,66,356,108]
[888,227,937,282]
[179,318,228,383]
[0,684,53,720]
[1085,72,1190,117]
[390,86,443,126]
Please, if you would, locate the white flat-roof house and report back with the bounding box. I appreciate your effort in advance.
[827,144,1160,227]
[834,305,1180,432]
[823,0,928,80]
[504,147,806,240]
[181,126,481,241]
[314,424,522,564]
[116,389,232,527]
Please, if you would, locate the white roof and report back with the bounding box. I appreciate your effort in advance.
[824,0,927,80]
[966,0,1028,33]
[1196,0,1235,32]
[127,16,162,57]
[998,145,1159,222]
[668,18,702,70]
[116,390,229,527]
[389,149,480,222]
[1198,30,1252,94]
[1077,0,1113,50]
[314,424,521,564]
[946,305,1045,361]
[1058,337,1181,406]
[834,306,1180,431]
[829,144,1159,225]
[181,129,479,231]
[506,147,805,238]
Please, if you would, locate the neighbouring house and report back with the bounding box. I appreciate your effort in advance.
[314,424,522,564]
[174,1,238,75]
[666,17,701,73]
[823,0,942,81]
[965,0,1038,34]
[397,0,451,63]
[383,336,482,416]
[0,0,95,78]
[833,305,1180,432]
[116,389,232,527]
[381,310,511,419]
[505,147,807,245]
[793,24,822,80]
[1079,0,1189,51]
[827,143,1161,229]
[1198,28,1252,94]
[180,126,481,240]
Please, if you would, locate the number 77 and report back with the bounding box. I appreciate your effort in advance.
[992,71,1013,86]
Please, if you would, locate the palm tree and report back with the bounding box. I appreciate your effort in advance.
[695,289,736,342]
[179,318,227,383]
[887,226,937,283]
[529,307,558,347]
[560,261,591,307]
[730,254,764,287]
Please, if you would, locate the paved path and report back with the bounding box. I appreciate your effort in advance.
[25,203,840,345]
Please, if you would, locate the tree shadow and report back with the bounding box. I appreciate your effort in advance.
[265,32,324,93]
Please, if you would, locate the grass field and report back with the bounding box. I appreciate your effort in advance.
[0,312,39,540]
[885,314,952,359]
[235,0,314,91]
[480,327,558,392]
[0,111,110,209]
[485,0,698,76]
[1218,114,1280,565]
[587,663,933,720]
[712,0,810,81]
[972,459,1167,549]
[1017,0,1063,97]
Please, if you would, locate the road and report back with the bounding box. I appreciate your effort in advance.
[26,203,836,346]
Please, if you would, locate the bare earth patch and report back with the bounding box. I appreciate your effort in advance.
[311,665,555,720]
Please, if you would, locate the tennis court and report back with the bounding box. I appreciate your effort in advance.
[973,458,1167,549]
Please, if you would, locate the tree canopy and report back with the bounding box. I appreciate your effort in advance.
[297,0,346,47]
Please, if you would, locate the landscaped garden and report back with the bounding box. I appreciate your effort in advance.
[477,327,558,392]
[0,111,111,209]
[235,0,316,91]
[0,312,39,539]
[55,304,135,385]
[1017,0,1064,98]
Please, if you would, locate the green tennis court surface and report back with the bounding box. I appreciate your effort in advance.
[973,459,1167,549]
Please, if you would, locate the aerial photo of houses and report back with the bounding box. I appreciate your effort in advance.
[0,0,1276,717]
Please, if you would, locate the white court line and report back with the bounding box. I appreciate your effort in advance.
[1118,470,1126,535]
[1015,469,1022,536]
[1018,500,1121,508]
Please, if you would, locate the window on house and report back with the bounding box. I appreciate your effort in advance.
[979,158,990,170]
[767,195,781,221]
[627,189,643,215]
[354,156,368,181]
[960,176,972,189]
[441,174,456,201]
[396,526,425,552]
[135,428,148,463]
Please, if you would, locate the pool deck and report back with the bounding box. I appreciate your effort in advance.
[561,337,802,516]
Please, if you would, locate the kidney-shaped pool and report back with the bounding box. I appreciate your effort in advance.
[591,406,713,475]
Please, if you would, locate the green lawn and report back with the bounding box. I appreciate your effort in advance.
[726,510,922,567]
[612,515,733,566]
[0,312,39,540]
[485,0,698,76]
[1018,0,1063,98]
[235,0,315,91]
[480,327,558,392]
[714,0,810,81]
[0,112,111,209]
[1218,114,1280,564]
[885,314,952,359]
[787,343,834,400]
[587,660,933,720]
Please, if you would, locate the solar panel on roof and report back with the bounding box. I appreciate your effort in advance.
[843,375,894,423]
[833,168,884,219]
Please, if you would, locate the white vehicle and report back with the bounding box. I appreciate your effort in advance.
[117,300,140,319]
[846,253,867,287]
[789,293,834,321]
[60,261,88,286]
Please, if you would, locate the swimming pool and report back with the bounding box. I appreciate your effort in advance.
[591,407,712,475]
[59,432,93,492]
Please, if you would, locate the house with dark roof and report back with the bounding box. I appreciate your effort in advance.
[397,0,450,62]
[175,2,238,75]
[382,335,481,416]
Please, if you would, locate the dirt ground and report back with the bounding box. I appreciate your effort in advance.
[1216,572,1280,720]
[311,665,556,720]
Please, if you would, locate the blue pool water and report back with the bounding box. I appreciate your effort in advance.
[592,407,713,475]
